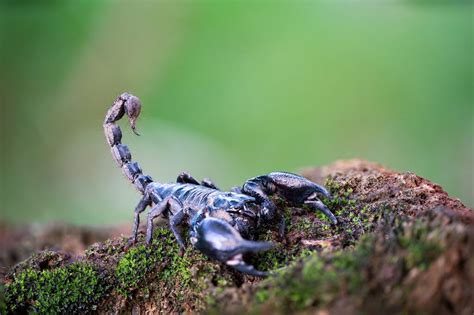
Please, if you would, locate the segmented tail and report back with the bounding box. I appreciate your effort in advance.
[103,92,153,194]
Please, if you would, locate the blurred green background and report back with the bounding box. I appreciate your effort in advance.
[1,1,472,225]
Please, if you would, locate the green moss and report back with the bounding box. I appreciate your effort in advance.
[252,242,366,309]
[254,289,270,304]
[161,245,192,284]
[249,211,449,314]
[404,241,441,270]
[254,244,368,311]
[322,177,391,247]
[115,227,194,296]
[0,283,7,315]
[5,262,107,314]
[248,177,387,275]
[114,226,221,305]
[251,244,293,271]
[398,219,443,270]
[115,244,156,296]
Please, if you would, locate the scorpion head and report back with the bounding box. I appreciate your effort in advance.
[190,217,273,277]
[212,193,257,218]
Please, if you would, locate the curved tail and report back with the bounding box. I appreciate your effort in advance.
[103,92,153,194]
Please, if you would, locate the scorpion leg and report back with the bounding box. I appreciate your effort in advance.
[242,180,286,238]
[177,172,220,190]
[146,196,184,244]
[247,172,337,224]
[176,172,200,185]
[131,194,152,244]
[241,180,277,222]
[231,186,243,194]
[169,207,187,250]
[146,201,169,244]
[201,178,219,190]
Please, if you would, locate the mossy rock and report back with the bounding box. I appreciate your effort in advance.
[2,160,473,314]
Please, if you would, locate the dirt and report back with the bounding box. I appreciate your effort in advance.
[301,160,472,223]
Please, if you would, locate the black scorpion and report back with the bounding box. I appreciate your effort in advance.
[104,92,337,277]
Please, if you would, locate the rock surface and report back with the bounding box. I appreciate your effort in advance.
[1,159,472,314]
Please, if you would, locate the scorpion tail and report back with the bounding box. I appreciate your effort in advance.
[103,92,154,194]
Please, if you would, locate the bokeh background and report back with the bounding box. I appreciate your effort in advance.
[1,1,472,225]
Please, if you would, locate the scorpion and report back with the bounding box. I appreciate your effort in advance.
[104,92,337,277]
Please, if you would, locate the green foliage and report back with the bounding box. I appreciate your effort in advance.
[5,263,107,314]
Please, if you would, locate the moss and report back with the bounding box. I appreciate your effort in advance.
[293,218,311,231]
[5,262,107,314]
[247,177,387,274]
[4,168,461,314]
[404,241,441,270]
[321,177,391,247]
[114,226,220,311]
[245,210,450,314]
[253,239,369,312]
[250,244,293,271]
[115,227,194,296]
[398,218,443,270]
[115,244,156,296]
[0,283,7,315]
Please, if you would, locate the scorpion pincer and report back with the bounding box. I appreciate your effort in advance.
[103,92,337,277]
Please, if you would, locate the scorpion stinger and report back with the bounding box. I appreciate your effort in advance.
[103,92,337,277]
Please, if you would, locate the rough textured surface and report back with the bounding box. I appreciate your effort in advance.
[0,223,129,272]
[1,159,472,314]
[302,160,472,224]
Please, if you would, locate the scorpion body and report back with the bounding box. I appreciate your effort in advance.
[104,93,337,276]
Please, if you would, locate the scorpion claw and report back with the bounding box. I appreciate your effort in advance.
[306,199,338,224]
[193,217,273,277]
[226,254,270,277]
[317,185,332,199]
